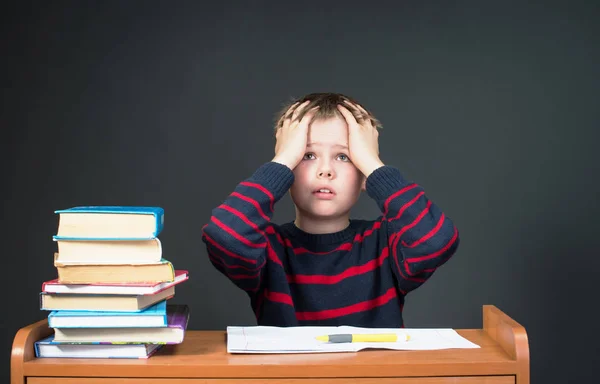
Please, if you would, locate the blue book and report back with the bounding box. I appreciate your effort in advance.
[53,206,164,240]
[53,305,190,345]
[48,300,169,328]
[34,334,163,359]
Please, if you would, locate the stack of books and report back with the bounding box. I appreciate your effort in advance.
[35,206,190,359]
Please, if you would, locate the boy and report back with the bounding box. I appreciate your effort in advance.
[201,93,459,327]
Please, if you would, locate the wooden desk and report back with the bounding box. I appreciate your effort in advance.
[12,305,529,384]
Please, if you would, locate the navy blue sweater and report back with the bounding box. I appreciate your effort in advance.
[201,162,459,327]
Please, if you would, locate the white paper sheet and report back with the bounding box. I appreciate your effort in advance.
[227,325,480,354]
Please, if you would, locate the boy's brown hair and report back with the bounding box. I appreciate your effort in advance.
[273,92,382,132]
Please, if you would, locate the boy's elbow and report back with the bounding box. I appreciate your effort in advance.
[425,224,459,271]
[441,221,460,258]
[201,218,213,234]
[430,219,460,259]
[201,219,221,244]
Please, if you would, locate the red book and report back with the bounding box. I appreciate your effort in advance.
[42,270,188,295]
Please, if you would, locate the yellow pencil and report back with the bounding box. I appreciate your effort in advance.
[315,333,410,343]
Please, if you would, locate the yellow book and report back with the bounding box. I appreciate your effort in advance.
[54,253,175,284]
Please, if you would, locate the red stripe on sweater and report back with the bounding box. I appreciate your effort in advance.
[217,204,265,236]
[259,227,285,266]
[207,252,263,279]
[267,246,283,266]
[202,232,259,266]
[294,242,352,255]
[354,220,382,242]
[402,213,445,248]
[388,202,433,283]
[403,227,458,276]
[296,287,397,321]
[240,181,275,212]
[392,201,432,238]
[265,289,294,306]
[294,221,382,255]
[287,248,389,284]
[391,233,427,283]
[383,184,418,215]
[265,226,294,248]
[231,192,270,222]
[211,217,267,248]
[390,191,425,221]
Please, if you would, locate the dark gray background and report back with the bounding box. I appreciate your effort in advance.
[2,1,598,382]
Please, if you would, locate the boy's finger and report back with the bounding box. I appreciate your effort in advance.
[298,106,319,127]
[355,105,374,128]
[280,101,302,126]
[284,101,300,117]
[343,100,369,124]
[354,102,369,117]
[282,101,307,129]
[279,105,296,128]
[342,99,361,113]
[337,105,358,127]
[291,100,311,122]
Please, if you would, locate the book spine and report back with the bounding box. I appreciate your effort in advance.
[167,304,190,329]
[153,210,164,237]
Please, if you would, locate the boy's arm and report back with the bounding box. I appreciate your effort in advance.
[336,102,459,294]
[365,166,460,293]
[203,101,316,293]
[201,162,294,293]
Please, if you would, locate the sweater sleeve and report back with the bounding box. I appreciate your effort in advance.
[201,162,294,293]
[365,165,460,294]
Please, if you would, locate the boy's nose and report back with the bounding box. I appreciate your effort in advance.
[318,170,334,179]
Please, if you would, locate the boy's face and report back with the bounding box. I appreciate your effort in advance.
[290,116,364,220]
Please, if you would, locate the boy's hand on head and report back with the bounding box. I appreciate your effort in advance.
[337,101,384,177]
[273,101,319,170]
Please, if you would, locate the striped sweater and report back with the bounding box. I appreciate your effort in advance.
[201,161,460,327]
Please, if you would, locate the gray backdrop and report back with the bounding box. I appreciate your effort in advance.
[2,1,598,383]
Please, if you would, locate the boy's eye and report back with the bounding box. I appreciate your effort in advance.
[337,154,350,162]
[303,153,316,160]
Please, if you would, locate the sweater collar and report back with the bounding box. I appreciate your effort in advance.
[283,220,357,248]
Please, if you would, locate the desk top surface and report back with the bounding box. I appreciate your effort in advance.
[22,329,520,379]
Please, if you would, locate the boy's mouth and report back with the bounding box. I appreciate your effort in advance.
[313,187,336,199]
[313,186,335,194]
